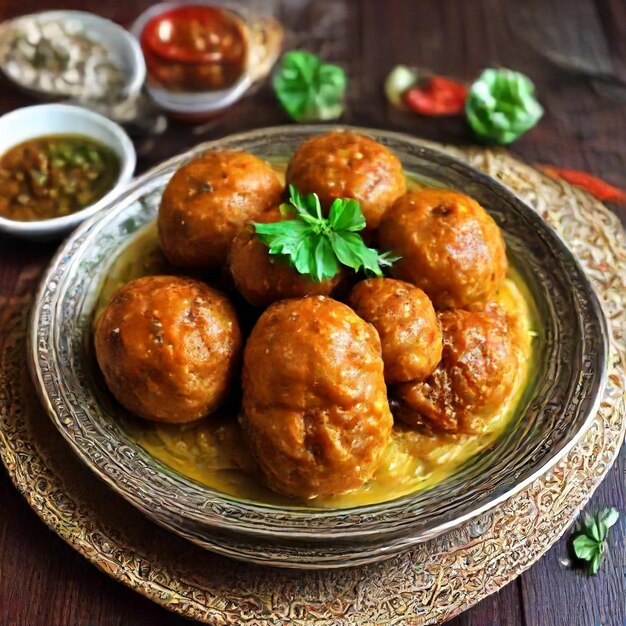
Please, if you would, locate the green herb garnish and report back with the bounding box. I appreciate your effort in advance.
[465,68,543,144]
[272,51,347,122]
[253,185,398,282]
[572,507,619,575]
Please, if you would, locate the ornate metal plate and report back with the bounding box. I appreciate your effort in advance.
[28,127,612,567]
[0,146,624,623]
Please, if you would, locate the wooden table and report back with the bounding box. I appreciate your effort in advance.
[0,1,624,624]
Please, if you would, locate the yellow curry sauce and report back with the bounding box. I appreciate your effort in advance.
[95,218,537,509]
[0,134,120,221]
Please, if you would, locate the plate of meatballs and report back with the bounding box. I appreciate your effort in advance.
[29,126,609,568]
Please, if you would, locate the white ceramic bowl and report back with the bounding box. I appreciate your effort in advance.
[0,104,136,240]
[0,10,146,100]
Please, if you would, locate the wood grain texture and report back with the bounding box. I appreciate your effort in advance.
[0,0,624,625]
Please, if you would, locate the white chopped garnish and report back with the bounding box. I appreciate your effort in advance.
[0,16,126,100]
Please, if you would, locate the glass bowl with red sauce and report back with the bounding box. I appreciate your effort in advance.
[132,3,277,119]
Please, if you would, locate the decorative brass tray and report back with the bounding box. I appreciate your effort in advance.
[1,146,624,624]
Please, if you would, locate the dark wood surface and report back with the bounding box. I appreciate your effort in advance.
[0,1,624,625]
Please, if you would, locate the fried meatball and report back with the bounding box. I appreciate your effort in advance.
[349,278,442,385]
[158,150,283,269]
[95,275,242,423]
[242,296,393,499]
[379,189,507,308]
[229,209,343,307]
[286,131,406,230]
[393,309,520,434]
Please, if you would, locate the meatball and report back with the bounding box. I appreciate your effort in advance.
[95,275,242,423]
[378,189,507,308]
[349,278,442,384]
[242,296,393,499]
[286,131,406,230]
[393,309,520,434]
[158,150,283,269]
[229,209,343,307]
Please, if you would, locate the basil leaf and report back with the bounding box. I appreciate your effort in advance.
[273,51,347,122]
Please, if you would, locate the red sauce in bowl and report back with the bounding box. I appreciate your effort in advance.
[141,5,247,92]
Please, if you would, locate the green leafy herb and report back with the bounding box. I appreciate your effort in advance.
[465,68,543,144]
[572,507,619,575]
[273,51,347,122]
[253,185,398,282]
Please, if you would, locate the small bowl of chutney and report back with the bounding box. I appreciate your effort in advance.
[0,103,136,240]
[132,3,283,120]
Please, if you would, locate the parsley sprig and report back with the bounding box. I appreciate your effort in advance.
[273,51,347,122]
[253,185,398,282]
[572,507,619,575]
[465,68,543,144]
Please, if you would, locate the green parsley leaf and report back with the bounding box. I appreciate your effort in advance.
[573,534,598,561]
[273,51,347,122]
[598,507,620,530]
[252,186,397,282]
[465,68,543,144]
[328,198,366,231]
[589,517,603,543]
[378,250,402,268]
[329,232,368,270]
[313,236,338,282]
[589,551,603,576]
[571,507,619,576]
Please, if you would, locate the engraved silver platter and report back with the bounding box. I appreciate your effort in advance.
[28,126,610,569]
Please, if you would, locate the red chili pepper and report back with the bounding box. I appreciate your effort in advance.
[538,165,626,204]
[403,76,468,116]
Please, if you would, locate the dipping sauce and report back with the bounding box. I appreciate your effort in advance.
[0,134,120,221]
[140,5,247,92]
